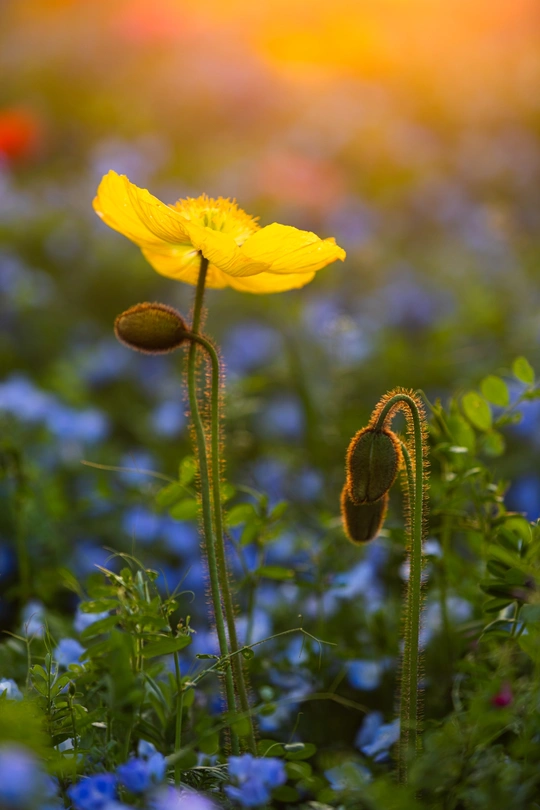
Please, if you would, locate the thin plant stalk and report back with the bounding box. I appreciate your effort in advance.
[187,256,239,754]
[374,393,427,782]
[183,329,257,753]
[173,651,183,785]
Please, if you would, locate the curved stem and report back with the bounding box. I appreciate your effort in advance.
[187,256,239,754]
[376,395,426,782]
[182,331,257,752]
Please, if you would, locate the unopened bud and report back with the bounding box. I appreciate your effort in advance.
[114,302,189,354]
[341,485,388,545]
[346,427,401,504]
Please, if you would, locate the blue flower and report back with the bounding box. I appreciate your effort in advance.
[151,400,185,437]
[117,754,165,793]
[21,600,46,638]
[325,761,372,791]
[0,746,52,808]
[45,404,108,444]
[347,660,384,691]
[137,740,157,759]
[0,677,23,700]
[122,505,162,545]
[225,755,287,807]
[54,638,85,667]
[68,774,117,810]
[150,786,217,810]
[74,605,110,634]
[222,322,280,377]
[119,451,157,486]
[258,396,305,441]
[355,713,400,763]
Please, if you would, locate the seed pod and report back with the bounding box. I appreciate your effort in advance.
[341,485,388,545]
[346,427,401,504]
[114,302,189,354]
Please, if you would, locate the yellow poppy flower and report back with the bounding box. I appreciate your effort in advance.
[93,171,346,293]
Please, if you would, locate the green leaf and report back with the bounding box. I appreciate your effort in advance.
[80,615,118,640]
[80,599,118,613]
[462,391,492,431]
[513,356,535,385]
[198,732,219,755]
[220,483,236,503]
[142,636,192,658]
[255,565,294,580]
[273,786,300,802]
[480,375,509,407]
[179,456,197,486]
[258,739,285,757]
[482,430,505,457]
[270,502,288,521]
[446,413,476,453]
[226,503,257,527]
[483,597,512,613]
[240,521,261,546]
[155,482,184,509]
[170,749,198,770]
[169,499,199,521]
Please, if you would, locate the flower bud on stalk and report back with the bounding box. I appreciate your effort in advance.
[346,427,402,504]
[341,485,388,545]
[114,302,189,354]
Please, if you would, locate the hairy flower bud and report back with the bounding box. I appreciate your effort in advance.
[346,427,401,504]
[341,485,388,545]
[114,302,189,354]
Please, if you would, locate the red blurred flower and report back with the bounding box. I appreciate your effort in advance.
[256,151,345,213]
[112,4,189,44]
[0,109,41,162]
[491,682,513,707]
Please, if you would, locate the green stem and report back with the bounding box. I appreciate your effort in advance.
[375,394,426,782]
[187,256,239,754]
[439,517,453,666]
[173,651,183,785]
[182,331,257,752]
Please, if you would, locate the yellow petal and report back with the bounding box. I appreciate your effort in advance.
[184,221,268,277]
[93,171,191,249]
[241,223,346,274]
[226,270,316,294]
[141,247,231,289]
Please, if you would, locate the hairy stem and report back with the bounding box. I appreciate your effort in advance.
[375,394,426,782]
[183,330,257,753]
[187,256,239,754]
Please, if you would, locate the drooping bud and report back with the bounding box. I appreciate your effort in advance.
[341,485,388,545]
[114,302,189,354]
[346,427,402,504]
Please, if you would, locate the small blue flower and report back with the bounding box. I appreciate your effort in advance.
[325,761,372,791]
[54,638,85,668]
[122,505,162,545]
[258,396,305,441]
[0,677,23,700]
[21,600,46,638]
[347,660,383,691]
[225,755,286,807]
[74,606,110,634]
[0,746,50,808]
[355,713,400,762]
[68,774,117,810]
[151,400,185,437]
[117,754,165,793]
[137,740,157,759]
[150,786,217,810]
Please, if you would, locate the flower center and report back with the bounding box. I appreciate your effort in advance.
[172,195,260,246]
